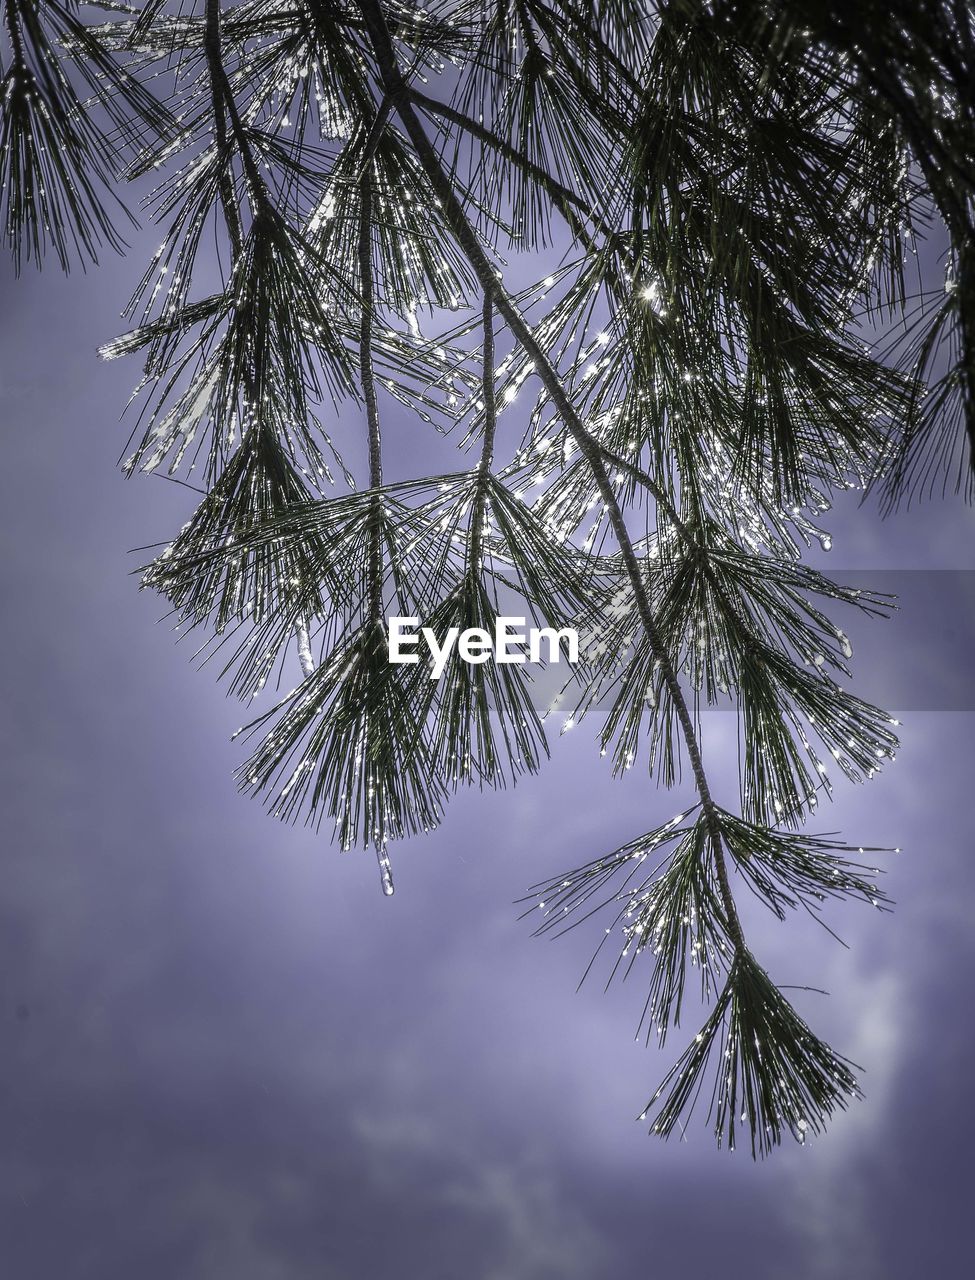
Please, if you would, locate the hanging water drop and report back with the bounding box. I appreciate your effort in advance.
[378,849,395,896]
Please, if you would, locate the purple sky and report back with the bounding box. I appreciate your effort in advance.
[1,210,974,1279]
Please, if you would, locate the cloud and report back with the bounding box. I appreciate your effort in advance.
[353,1108,607,1280]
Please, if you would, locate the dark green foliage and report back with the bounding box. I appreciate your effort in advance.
[1,0,174,269]
[643,948,862,1158]
[238,619,446,848]
[3,0,971,1154]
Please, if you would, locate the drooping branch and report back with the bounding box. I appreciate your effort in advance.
[203,0,243,257]
[467,292,498,573]
[3,0,936,1153]
[204,0,315,679]
[354,0,747,954]
[357,172,385,627]
[356,161,397,895]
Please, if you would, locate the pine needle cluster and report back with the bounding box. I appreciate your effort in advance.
[3,0,972,1153]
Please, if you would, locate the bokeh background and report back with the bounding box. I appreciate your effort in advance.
[2,203,974,1279]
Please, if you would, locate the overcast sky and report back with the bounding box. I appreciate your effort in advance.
[1,192,974,1279]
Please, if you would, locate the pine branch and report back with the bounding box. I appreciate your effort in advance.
[358,171,384,620]
[6,0,963,1155]
[468,292,498,572]
[411,87,615,252]
[355,0,749,959]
